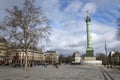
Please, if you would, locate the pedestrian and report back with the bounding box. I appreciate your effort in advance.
[44,62,47,67]
[55,63,58,68]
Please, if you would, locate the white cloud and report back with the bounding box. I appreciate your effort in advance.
[89,21,120,54]
[82,3,96,14]
[91,0,120,7]
[1,0,120,55]
[38,0,118,54]
[44,19,120,55]
[65,1,83,14]
[37,0,71,23]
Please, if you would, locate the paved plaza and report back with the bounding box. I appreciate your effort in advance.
[0,65,120,80]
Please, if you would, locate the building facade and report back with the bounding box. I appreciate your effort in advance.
[72,52,81,63]
[0,37,59,66]
[10,47,43,66]
[44,51,59,65]
[108,50,120,66]
[0,37,7,65]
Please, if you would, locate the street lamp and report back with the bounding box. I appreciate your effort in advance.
[105,41,108,68]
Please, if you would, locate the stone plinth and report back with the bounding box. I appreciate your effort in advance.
[82,57,102,65]
[84,57,96,60]
[82,60,102,65]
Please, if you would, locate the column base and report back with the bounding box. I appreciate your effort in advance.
[86,47,94,57]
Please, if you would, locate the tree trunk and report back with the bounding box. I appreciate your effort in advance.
[25,54,28,71]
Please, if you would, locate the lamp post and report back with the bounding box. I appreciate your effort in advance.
[105,41,108,68]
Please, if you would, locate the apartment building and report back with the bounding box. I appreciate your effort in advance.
[44,51,59,65]
[10,47,43,66]
[0,37,7,64]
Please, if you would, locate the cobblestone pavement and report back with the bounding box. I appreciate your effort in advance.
[0,65,120,80]
[103,66,120,80]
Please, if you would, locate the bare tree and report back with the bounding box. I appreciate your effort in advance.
[96,53,106,65]
[59,54,65,63]
[0,0,51,70]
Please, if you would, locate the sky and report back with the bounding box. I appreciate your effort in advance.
[0,0,120,56]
